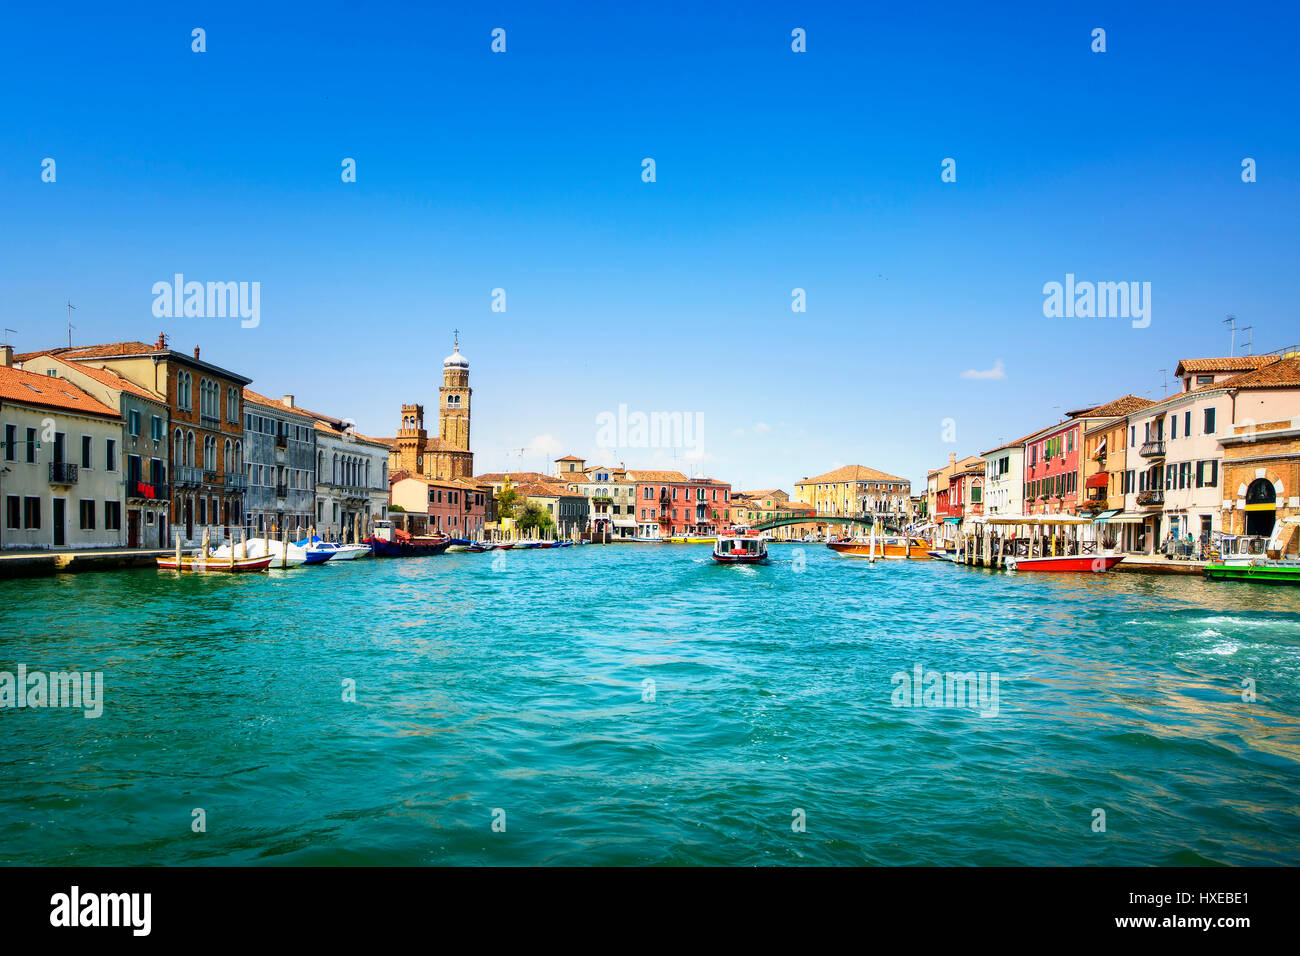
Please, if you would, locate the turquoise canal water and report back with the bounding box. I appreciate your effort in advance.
[3,544,1300,866]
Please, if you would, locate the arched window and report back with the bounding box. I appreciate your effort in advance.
[174,428,183,464]
[332,453,339,484]
[185,430,195,467]
[224,438,233,472]
[233,441,242,471]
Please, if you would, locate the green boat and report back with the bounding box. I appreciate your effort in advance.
[1203,533,1300,584]
[1204,562,1300,584]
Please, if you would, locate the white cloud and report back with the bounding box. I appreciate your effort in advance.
[961,359,1006,381]
[753,422,771,435]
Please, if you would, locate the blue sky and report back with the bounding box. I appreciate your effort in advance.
[3,2,1297,489]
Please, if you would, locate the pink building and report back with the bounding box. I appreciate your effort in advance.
[1022,395,1154,515]
[625,470,732,537]
[390,475,489,540]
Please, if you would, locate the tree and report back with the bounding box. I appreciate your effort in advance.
[496,480,519,519]
[516,501,554,534]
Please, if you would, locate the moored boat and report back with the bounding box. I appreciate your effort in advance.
[1004,554,1124,573]
[827,534,932,559]
[364,521,452,557]
[712,528,769,564]
[1204,561,1300,584]
[157,552,272,573]
[211,537,309,568]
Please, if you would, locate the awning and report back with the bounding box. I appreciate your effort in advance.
[1099,512,1145,524]
[1092,509,1120,522]
[1085,473,1110,489]
[1090,438,1107,460]
[943,517,962,523]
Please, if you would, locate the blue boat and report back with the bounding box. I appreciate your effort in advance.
[293,537,337,564]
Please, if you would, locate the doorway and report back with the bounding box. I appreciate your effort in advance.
[52,498,66,547]
[1245,478,1277,538]
[128,510,140,548]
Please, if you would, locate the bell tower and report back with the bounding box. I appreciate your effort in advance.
[440,332,471,452]
[396,403,426,475]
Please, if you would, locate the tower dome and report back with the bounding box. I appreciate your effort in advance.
[443,333,468,369]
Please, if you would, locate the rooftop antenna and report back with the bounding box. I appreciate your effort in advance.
[2,328,15,347]
[1224,315,1238,356]
[1157,368,1168,395]
[1240,326,1254,356]
[65,301,76,347]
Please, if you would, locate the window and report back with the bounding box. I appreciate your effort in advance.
[1184,411,1191,437]
[26,427,36,463]
[1204,407,1216,435]
[80,499,96,530]
[1171,415,1178,440]
[1130,425,1136,446]
[151,414,163,441]
[24,496,40,528]
[227,386,239,422]
[1196,374,1213,385]
[105,501,121,530]
[6,495,18,528]
[3,424,14,461]
[1205,460,1218,487]
[106,438,116,472]
[129,409,141,436]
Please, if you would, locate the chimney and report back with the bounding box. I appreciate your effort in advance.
[948,452,956,470]
[0,345,12,368]
[193,346,200,360]
[282,395,295,407]
[155,332,168,349]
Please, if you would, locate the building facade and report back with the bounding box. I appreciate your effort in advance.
[304,410,390,541]
[391,475,490,540]
[980,439,1026,517]
[793,465,911,522]
[15,337,251,545]
[1,359,125,550]
[243,390,317,535]
[626,470,731,537]
[20,354,172,548]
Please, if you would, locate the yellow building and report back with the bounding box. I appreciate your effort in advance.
[793,465,911,520]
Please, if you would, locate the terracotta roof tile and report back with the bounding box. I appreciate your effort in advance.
[0,366,118,418]
[1216,357,1300,389]
[796,464,909,485]
[1175,355,1278,375]
[625,469,689,482]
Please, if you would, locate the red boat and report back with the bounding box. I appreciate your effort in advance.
[1005,554,1124,573]
[712,528,769,564]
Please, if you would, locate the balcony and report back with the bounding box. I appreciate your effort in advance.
[49,461,78,484]
[129,479,169,500]
[1136,489,1164,507]
[174,465,203,487]
[1139,440,1166,459]
[275,483,289,499]
[275,433,288,449]
[223,473,248,492]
